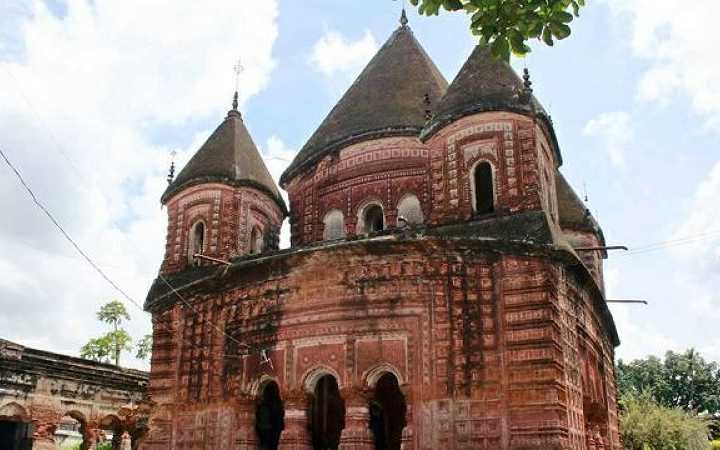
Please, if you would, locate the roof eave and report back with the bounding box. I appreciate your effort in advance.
[161,176,288,216]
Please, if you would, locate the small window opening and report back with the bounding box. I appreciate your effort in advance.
[364,205,384,233]
[250,226,264,255]
[189,222,205,265]
[473,162,494,214]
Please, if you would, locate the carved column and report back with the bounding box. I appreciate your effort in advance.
[278,389,313,450]
[236,394,259,450]
[31,420,57,450]
[81,424,102,450]
[400,386,414,450]
[339,387,373,450]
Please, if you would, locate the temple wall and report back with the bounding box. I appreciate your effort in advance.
[161,184,284,274]
[143,240,620,450]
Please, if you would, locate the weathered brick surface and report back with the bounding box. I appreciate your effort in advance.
[0,339,149,449]
[143,240,620,450]
[143,111,621,450]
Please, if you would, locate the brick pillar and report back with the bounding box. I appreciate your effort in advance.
[236,394,259,450]
[31,420,57,450]
[339,387,373,450]
[401,387,414,450]
[81,425,102,450]
[278,389,312,450]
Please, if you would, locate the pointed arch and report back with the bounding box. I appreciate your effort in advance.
[250,225,264,254]
[323,209,346,240]
[470,160,495,214]
[396,194,424,226]
[188,220,206,264]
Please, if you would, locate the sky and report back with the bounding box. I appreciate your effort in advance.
[0,0,718,370]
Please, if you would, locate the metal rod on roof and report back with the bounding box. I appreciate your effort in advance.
[193,254,232,266]
[606,299,648,305]
[575,245,629,252]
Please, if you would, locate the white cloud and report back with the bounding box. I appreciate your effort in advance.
[583,111,632,167]
[667,161,720,320]
[0,0,279,369]
[260,135,297,249]
[310,30,378,76]
[605,0,720,131]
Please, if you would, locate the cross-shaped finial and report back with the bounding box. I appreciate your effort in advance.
[232,58,244,111]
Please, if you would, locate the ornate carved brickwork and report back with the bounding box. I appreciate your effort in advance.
[144,237,620,450]
[161,184,284,274]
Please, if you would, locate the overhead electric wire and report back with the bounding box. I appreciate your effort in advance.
[0,146,253,355]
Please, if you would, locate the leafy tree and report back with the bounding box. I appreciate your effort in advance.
[617,349,720,414]
[79,335,113,363]
[81,300,133,366]
[620,392,710,450]
[136,333,153,360]
[406,0,585,59]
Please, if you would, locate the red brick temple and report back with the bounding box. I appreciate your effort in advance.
[142,16,622,450]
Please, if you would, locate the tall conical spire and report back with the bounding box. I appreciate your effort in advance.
[400,7,408,27]
[162,106,285,211]
[281,22,447,185]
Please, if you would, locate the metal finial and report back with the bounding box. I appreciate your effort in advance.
[231,58,244,112]
[523,68,533,93]
[167,150,177,185]
[423,93,432,121]
[400,8,408,27]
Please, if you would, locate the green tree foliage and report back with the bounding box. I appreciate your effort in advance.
[136,333,153,360]
[617,349,720,414]
[81,300,133,366]
[406,0,586,59]
[620,392,710,450]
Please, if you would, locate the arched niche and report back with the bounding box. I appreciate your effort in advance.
[323,209,346,241]
[470,160,495,215]
[250,225,264,255]
[188,220,206,264]
[396,194,424,226]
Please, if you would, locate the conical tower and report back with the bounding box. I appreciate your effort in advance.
[281,17,447,245]
[281,19,447,185]
[422,45,562,227]
[159,101,286,274]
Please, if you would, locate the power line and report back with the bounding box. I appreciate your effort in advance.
[0,146,145,312]
[0,145,253,354]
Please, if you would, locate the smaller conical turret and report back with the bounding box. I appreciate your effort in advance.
[162,100,284,211]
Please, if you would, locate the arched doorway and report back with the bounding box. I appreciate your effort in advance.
[369,373,406,450]
[56,412,85,449]
[310,375,345,450]
[256,381,285,450]
[0,403,32,450]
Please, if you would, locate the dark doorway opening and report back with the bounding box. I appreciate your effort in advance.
[473,162,494,214]
[311,375,345,450]
[0,421,33,450]
[364,205,384,233]
[370,373,406,450]
[256,381,285,450]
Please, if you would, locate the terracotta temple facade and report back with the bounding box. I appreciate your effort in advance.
[141,17,622,450]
